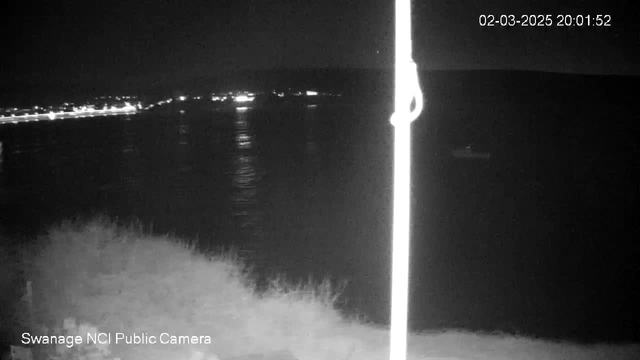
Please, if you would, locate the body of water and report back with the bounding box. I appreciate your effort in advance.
[0,95,637,343]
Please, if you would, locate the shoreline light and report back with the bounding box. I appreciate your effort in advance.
[234,95,254,103]
[1,106,139,124]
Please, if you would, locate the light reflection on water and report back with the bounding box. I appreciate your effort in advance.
[231,111,261,236]
[304,104,319,155]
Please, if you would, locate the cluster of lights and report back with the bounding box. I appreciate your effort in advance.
[95,95,136,100]
[155,99,174,106]
[144,97,180,110]
[234,94,255,103]
[71,102,138,113]
[209,89,331,102]
[175,95,202,101]
[2,88,344,123]
[0,102,140,124]
[74,89,343,114]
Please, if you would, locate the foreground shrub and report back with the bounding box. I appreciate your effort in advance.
[20,217,350,360]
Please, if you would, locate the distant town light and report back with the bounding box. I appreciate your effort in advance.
[306,90,318,96]
[234,95,254,103]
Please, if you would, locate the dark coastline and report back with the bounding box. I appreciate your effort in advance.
[3,68,639,107]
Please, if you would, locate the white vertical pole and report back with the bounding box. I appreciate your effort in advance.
[390,0,422,359]
[395,0,412,112]
[389,121,411,360]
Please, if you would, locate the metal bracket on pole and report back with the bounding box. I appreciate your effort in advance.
[390,61,423,127]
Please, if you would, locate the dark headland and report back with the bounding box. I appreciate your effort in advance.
[2,68,639,108]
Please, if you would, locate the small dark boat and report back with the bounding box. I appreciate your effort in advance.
[451,145,491,160]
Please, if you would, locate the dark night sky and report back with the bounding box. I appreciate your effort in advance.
[2,0,638,89]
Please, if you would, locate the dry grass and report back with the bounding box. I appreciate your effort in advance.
[0,230,28,343]
[1,217,638,360]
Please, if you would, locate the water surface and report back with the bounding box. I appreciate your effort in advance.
[0,99,637,343]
